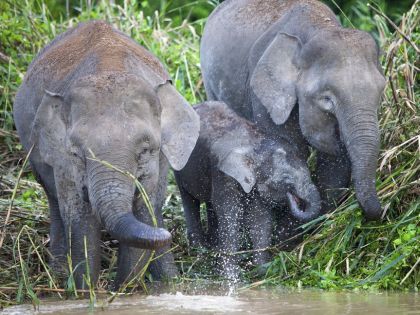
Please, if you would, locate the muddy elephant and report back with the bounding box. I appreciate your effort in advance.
[13,21,200,289]
[201,0,386,222]
[175,101,321,279]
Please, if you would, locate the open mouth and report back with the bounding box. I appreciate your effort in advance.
[286,191,307,212]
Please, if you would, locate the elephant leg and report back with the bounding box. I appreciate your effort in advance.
[54,172,101,289]
[114,197,155,288]
[30,163,67,275]
[212,174,243,280]
[115,244,176,288]
[114,245,152,289]
[115,205,177,288]
[314,148,351,213]
[273,208,303,251]
[148,207,178,280]
[115,157,177,288]
[47,195,67,276]
[148,155,178,280]
[245,199,273,266]
[178,185,205,247]
[64,213,101,290]
[206,201,218,247]
[215,204,243,280]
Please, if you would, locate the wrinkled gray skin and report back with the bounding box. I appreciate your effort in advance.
[174,101,321,279]
[201,0,386,228]
[13,21,200,289]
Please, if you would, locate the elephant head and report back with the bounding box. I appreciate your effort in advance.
[30,73,200,249]
[250,29,386,220]
[219,140,321,222]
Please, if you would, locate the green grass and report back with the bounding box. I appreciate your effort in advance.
[0,0,419,308]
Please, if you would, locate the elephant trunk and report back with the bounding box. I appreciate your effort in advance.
[287,183,321,222]
[87,158,171,249]
[340,107,382,221]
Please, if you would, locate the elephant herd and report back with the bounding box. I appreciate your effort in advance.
[13,0,385,289]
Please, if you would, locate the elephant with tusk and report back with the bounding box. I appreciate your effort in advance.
[13,20,200,289]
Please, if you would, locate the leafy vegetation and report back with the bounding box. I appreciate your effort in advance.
[0,0,418,308]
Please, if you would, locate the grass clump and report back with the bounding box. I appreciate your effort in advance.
[0,0,418,308]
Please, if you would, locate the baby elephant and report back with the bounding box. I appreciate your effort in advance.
[175,101,321,279]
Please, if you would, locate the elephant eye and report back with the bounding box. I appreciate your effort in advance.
[322,96,331,102]
[318,94,335,112]
[70,147,85,164]
[138,147,156,160]
[138,148,149,157]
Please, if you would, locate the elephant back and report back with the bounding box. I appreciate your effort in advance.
[25,21,170,96]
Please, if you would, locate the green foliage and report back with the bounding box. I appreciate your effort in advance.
[324,0,415,28]
[0,0,418,307]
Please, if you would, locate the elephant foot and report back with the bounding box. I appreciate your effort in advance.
[49,254,69,281]
[150,260,179,281]
[149,249,179,281]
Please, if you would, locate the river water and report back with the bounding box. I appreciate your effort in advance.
[2,286,419,315]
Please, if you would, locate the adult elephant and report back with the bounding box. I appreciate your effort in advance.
[201,0,386,221]
[13,21,200,288]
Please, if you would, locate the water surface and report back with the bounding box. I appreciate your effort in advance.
[2,286,419,315]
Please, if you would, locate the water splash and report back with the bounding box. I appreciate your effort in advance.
[145,291,244,312]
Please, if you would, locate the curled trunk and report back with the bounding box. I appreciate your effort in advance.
[87,158,171,249]
[287,185,321,222]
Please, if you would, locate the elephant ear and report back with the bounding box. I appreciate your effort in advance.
[250,33,301,125]
[218,146,256,194]
[29,90,67,166]
[156,81,200,171]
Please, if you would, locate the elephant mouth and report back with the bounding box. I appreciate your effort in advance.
[286,191,307,213]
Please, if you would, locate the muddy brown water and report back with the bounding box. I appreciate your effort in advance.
[2,285,419,315]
